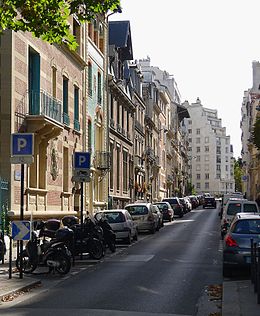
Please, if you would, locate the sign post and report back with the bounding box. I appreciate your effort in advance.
[10,133,34,278]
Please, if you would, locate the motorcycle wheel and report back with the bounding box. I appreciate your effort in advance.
[16,250,37,273]
[89,239,104,260]
[48,252,71,275]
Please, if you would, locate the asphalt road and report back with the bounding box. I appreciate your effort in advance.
[1,205,223,316]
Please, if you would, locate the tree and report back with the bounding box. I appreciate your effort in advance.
[0,0,121,50]
[252,117,260,150]
[234,158,242,193]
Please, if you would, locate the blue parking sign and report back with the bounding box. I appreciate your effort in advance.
[74,152,91,170]
[11,133,34,156]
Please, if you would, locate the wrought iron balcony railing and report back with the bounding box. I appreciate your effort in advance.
[94,151,111,170]
[28,90,62,123]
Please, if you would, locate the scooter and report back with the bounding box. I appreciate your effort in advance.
[16,222,72,275]
[61,216,104,260]
[94,213,116,253]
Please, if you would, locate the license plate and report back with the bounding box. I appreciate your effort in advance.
[245,256,251,264]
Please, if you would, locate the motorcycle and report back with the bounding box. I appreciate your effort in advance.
[16,221,72,275]
[94,213,116,253]
[221,221,229,239]
[61,216,104,260]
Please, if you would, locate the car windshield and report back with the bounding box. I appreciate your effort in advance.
[154,204,165,210]
[233,219,260,234]
[103,212,125,223]
[244,204,258,212]
[164,199,177,205]
[206,198,215,202]
[227,203,241,215]
[125,206,148,215]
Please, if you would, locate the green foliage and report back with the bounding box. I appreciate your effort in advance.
[0,0,121,50]
[252,117,260,150]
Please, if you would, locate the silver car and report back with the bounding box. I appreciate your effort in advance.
[125,202,159,234]
[96,209,138,244]
[223,212,260,277]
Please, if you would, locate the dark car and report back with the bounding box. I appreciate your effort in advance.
[203,197,216,209]
[162,197,184,218]
[153,202,174,222]
[223,213,260,277]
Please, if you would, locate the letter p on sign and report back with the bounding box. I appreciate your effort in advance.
[17,138,27,152]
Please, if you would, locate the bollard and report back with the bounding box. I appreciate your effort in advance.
[257,246,260,304]
[251,238,255,284]
[8,236,12,279]
[254,242,258,293]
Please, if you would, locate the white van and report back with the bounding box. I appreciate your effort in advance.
[221,199,259,237]
[220,192,244,218]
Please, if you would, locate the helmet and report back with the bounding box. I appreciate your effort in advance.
[62,216,79,228]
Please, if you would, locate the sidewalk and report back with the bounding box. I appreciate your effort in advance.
[222,279,260,316]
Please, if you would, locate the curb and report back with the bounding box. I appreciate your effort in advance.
[0,280,42,302]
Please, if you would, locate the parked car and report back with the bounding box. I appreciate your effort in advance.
[223,213,260,276]
[188,195,199,209]
[220,192,244,218]
[153,202,174,222]
[179,198,189,213]
[96,209,138,244]
[203,197,217,209]
[153,204,164,229]
[162,197,184,218]
[184,197,192,212]
[221,198,259,238]
[125,202,159,234]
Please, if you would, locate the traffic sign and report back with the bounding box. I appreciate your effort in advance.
[74,152,91,170]
[72,169,91,182]
[11,221,31,241]
[11,133,34,156]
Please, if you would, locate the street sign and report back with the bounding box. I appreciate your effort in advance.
[11,221,31,241]
[72,169,91,182]
[11,133,34,165]
[74,152,91,170]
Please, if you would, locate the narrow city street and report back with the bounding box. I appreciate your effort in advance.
[0,206,222,316]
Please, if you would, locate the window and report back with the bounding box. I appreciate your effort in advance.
[216,156,221,163]
[196,128,200,135]
[52,66,57,98]
[87,120,92,152]
[196,147,200,153]
[109,142,114,190]
[74,86,80,131]
[196,183,201,189]
[216,173,221,179]
[196,174,201,180]
[205,136,209,143]
[216,164,221,171]
[205,182,209,189]
[205,173,209,179]
[188,138,192,143]
[225,147,229,154]
[93,19,98,46]
[99,24,104,53]
[188,120,192,125]
[188,129,192,133]
[196,156,200,162]
[88,62,92,97]
[216,146,221,154]
[123,150,128,192]
[196,165,201,171]
[63,147,69,192]
[73,17,81,53]
[205,146,209,152]
[205,164,209,171]
[116,146,120,191]
[63,76,70,125]
[225,156,228,162]
[28,47,40,115]
[205,155,209,161]
[97,72,102,104]
[225,165,229,171]
[196,137,200,144]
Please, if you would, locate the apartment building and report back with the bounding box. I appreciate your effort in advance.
[241,61,260,200]
[183,98,235,195]
[87,17,110,213]
[108,21,135,208]
[0,18,86,219]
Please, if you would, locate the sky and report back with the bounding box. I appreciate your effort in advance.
[110,0,260,158]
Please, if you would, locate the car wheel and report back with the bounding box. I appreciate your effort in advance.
[133,231,138,241]
[169,217,172,222]
[150,226,156,234]
[223,265,232,277]
[124,233,131,245]
[179,213,183,218]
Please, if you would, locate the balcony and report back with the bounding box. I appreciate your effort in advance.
[145,146,155,160]
[25,90,63,138]
[94,151,111,170]
[135,119,144,134]
[110,118,115,129]
[134,155,144,170]
[116,123,122,134]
